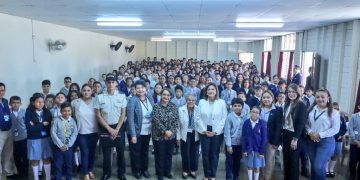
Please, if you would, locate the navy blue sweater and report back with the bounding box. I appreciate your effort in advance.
[242,119,268,155]
[25,107,52,139]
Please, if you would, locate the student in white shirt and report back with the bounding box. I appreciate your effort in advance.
[306,88,340,180]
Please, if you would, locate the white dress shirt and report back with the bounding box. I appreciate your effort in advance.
[306,105,340,138]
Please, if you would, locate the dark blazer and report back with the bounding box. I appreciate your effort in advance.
[291,73,302,85]
[269,84,280,97]
[127,94,155,137]
[334,114,347,142]
[249,96,261,109]
[218,84,226,96]
[232,82,242,93]
[25,107,52,139]
[284,101,307,139]
[266,106,283,146]
[305,75,314,90]
[239,87,254,102]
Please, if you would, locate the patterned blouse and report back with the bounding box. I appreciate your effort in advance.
[151,102,179,141]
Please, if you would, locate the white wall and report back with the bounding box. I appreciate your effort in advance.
[136,40,251,61]
[249,20,360,113]
[0,13,136,104]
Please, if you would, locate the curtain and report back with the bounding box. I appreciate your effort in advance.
[354,80,360,113]
[286,51,294,85]
[266,51,272,77]
[261,52,265,77]
[278,52,284,78]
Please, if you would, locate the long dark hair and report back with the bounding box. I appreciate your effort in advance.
[284,83,302,111]
[27,92,44,110]
[307,88,333,117]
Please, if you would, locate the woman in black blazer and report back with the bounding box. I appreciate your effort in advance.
[239,78,254,101]
[232,74,244,92]
[282,84,307,180]
[218,77,227,95]
[260,90,283,180]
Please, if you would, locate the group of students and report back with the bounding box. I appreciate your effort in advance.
[0,57,359,180]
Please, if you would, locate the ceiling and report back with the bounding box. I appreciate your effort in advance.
[0,0,360,41]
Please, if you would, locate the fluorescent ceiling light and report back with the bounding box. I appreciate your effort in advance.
[236,22,284,28]
[97,22,143,27]
[163,35,216,39]
[164,32,215,36]
[96,17,142,22]
[151,37,172,42]
[236,18,283,23]
[213,38,235,42]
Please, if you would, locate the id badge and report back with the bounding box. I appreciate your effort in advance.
[41,131,47,136]
[3,115,9,122]
[14,129,19,137]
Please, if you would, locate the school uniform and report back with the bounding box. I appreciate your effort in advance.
[126,95,154,176]
[261,105,283,179]
[332,113,347,157]
[241,103,251,121]
[348,112,360,180]
[291,73,302,85]
[196,99,228,178]
[51,116,78,180]
[60,87,69,96]
[239,87,254,102]
[241,118,267,168]
[25,107,53,161]
[248,95,261,109]
[232,82,242,93]
[221,89,237,111]
[0,98,16,176]
[306,105,340,180]
[170,96,186,108]
[177,105,200,174]
[268,83,280,97]
[224,112,245,180]
[10,108,28,177]
[218,84,226,96]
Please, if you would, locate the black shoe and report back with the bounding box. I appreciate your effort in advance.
[182,173,188,179]
[118,174,127,180]
[329,172,335,178]
[100,174,111,180]
[142,171,151,178]
[301,171,310,178]
[326,172,330,177]
[6,175,19,179]
[158,176,164,180]
[189,173,196,179]
[165,174,173,179]
[133,172,142,179]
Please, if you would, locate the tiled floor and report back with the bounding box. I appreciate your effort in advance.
[7,146,350,180]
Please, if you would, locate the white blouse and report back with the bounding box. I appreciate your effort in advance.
[72,98,98,134]
[306,105,340,138]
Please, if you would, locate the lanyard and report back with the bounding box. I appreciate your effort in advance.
[141,98,149,111]
[188,110,193,122]
[62,120,70,139]
[314,110,326,121]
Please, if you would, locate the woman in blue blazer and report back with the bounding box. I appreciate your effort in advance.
[127,80,155,179]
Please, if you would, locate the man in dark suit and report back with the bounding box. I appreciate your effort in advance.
[305,67,314,91]
[291,65,302,85]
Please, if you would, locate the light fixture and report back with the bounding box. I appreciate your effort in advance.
[163,35,216,39]
[151,37,172,42]
[235,22,284,28]
[164,31,215,36]
[96,17,142,22]
[97,22,143,27]
[213,38,235,42]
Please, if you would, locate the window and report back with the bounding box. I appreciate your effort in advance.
[264,38,272,51]
[239,53,254,63]
[280,52,291,79]
[281,33,296,51]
